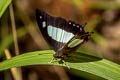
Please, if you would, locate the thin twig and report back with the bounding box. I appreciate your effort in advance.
[9,3,23,80]
[5,49,18,80]
[9,3,19,55]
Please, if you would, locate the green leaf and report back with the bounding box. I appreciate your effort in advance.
[0,0,12,18]
[0,50,120,80]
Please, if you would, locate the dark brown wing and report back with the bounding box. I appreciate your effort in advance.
[36,9,86,51]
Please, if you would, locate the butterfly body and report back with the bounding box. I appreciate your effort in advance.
[36,9,93,60]
[54,31,92,59]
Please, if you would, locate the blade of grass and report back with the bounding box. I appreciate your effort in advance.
[9,3,19,55]
[0,0,12,18]
[9,4,23,79]
[0,50,120,80]
[5,49,18,80]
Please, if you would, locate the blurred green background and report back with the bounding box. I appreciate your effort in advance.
[0,0,120,80]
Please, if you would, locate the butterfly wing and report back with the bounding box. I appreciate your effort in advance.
[36,9,86,52]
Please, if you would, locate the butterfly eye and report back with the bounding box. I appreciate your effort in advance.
[40,16,42,19]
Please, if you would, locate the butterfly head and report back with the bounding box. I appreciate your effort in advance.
[80,32,93,41]
[79,22,87,32]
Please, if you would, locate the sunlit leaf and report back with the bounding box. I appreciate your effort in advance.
[0,0,12,18]
[0,50,120,80]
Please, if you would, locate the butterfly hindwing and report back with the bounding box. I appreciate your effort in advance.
[36,9,75,51]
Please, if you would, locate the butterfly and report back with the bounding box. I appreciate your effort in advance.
[36,9,93,64]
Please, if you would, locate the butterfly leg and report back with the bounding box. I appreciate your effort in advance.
[62,59,70,69]
[48,57,55,64]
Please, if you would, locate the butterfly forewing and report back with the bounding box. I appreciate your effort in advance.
[36,9,93,60]
[36,9,79,51]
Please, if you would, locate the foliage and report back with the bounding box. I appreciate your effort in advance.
[0,50,120,80]
[0,0,12,18]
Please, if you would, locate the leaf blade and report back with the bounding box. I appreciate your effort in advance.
[0,0,12,18]
[0,50,120,80]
